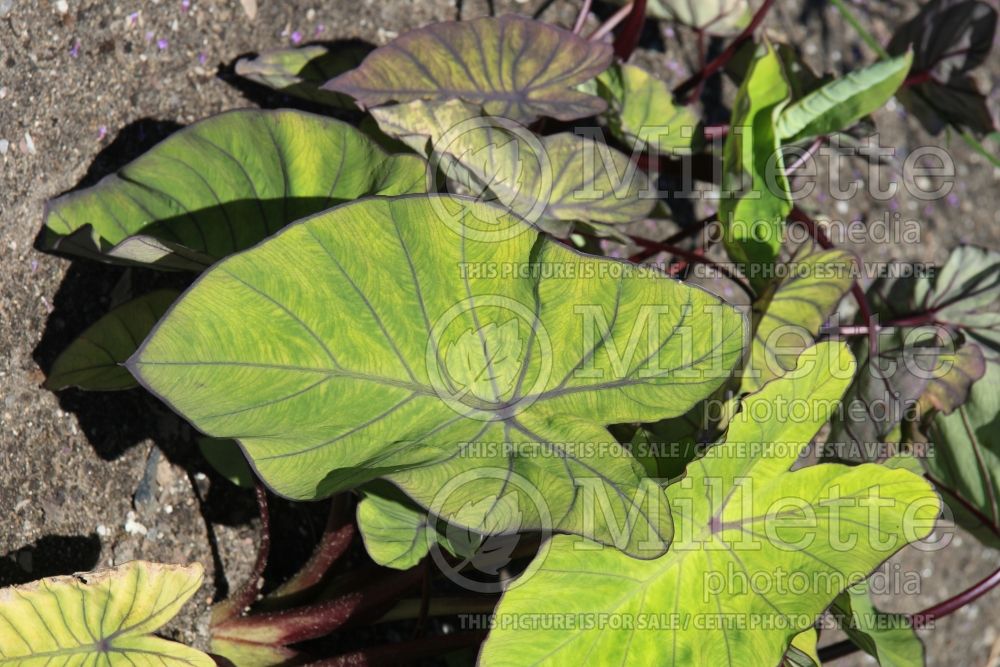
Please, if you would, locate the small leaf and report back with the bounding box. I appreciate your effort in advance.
[43,110,426,266]
[198,437,255,488]
[130,195,746,557]
[720,41,792,290]
[639,0,751,34]
[46,289,179,391]
[917,341,986,415]
[234,43,370,108]
[776,52,913,143]
[373,100,654,236]
[324,15,613,123]
[784,629,820,667]
[742,244,855,393]
[357,486,438,570]
[480,342,941,666]
[830,581,925,667]
[0,561,210,666]
[596,64,699,154]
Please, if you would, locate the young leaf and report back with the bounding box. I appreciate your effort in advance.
[129,195,745,557]
[324,16,613,123]
[742,245,855,393]
[480,342,941,666]
[372,100,654,237]
[43,110,426,266]
[234,42,370,108]
[0,561,210,666]
[357,484,440,570]
[775,52,913,143]
[720,42,792,290]
[198,437,255,488]
[830,581,925,667]
[46,289,179,391]
[595,64,700,155]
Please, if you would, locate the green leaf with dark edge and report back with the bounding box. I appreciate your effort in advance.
[198,437,255,488]
[479,342,941,666]
[0,560,211,666]
[916,341,986,416]
[128,194,746,557]
[887,0,998,135]
[775,52,913,143]
[925,361,1000,549]
[43,109,427,266]
[720,41,792,292]
[234,42,370,108]
[742,244,855,393]
[621,0,751,34]
[829,581,925,667]
[372,100,655,237]
[357,483,448,569]
[595,64,700,155]
[46,289,179,391]
[784,630,820,667]
[323,15,613,124]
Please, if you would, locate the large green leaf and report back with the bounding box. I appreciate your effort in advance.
[129,195,745,556]
[742,245,855,393]
[595,64,699,155]
[720,42,792,291]
[43,110,426,266]
[46,289,179,391]
[372,100,654,236]
[0,561,210,666]
[324,15,613,123]
[480,342,941,666]
[234,43,369,108]
[776,52,913,143]
[830,581,925,667]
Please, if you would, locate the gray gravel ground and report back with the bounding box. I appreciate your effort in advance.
[1,0,998,663]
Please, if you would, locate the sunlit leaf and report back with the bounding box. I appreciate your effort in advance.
[324,15,613,123]
[640,0,751,35]
[784,629,820,667]
[480,342,940,666]
[829,581,925,667]
[742,245,855,393]
[43,110,426,266]
[46,289,179,391]
[372,100,654,237]
[776,52,912,143]
[595,64,699,155]
[720,41,792,290]
[129,195,745,557]
[357,484,440,569]
[0,561,210,666]
[234,42,370,108]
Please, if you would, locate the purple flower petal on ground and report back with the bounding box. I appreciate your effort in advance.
[157,38,169,50]
[290,30,303,44]
[98,125,107,140]
[69,41,80,58]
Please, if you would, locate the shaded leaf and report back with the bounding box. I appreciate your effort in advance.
[234,42,370,108]
[372,100,654,237]
[480,342,940,666]
[776,52,912,143]
[829,581,925,667]
[917,341,985,415]
[46,289,179,391]
[43,110,426,266]
[198,437,255,488]
[595,64,699,155]
[357,485,439,570]
[0,561,210,666]
[720,42,792,290]
[742,245,855,393]
[324,15,613,123]
[129,195,745,557]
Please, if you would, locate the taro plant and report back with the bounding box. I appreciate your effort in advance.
[20,0,1000,664]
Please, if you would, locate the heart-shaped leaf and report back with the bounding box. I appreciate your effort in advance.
[372,100,654,236]
[776,52,913,143]
[480,342,941,666]
[46,289,179,391]
[357,484,443,569]
[829,581,925,667]
[323,15,613,123]
[637,0,751,35]
[742,244,855,393]
[0,560,210,666]
[720,42,792,290]
[234,42,370,108]
[129,195,745,556]
[43,110,426,266]
[595,64,699,155]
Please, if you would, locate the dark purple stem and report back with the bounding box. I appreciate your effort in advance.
[212,481,271,624]
[613,0,647,61]
[306,631,488,667]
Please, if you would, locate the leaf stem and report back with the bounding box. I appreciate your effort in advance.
[589,3,632,42]
[305,631,488,666]
[572,0,593,34]
[622,233,756,299]
[612,0,647,61]
[212,480,271,624]
[827,0,889,59]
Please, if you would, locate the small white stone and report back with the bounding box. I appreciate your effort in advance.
[96,524,110,536]
[23,131,35,154]
[835,200,849,215]
[55,0,68,14]
[124,511,148,536]
[0,139,9,156]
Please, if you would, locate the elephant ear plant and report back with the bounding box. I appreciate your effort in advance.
[22,0,1000,664]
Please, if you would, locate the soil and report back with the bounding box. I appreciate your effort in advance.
[0,0,998,664]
